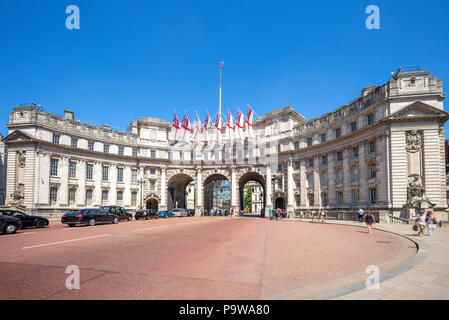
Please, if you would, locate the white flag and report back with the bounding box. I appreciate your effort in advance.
[212,112,222,142]
[169,113,181,141]
[245,106,254,138]
[180,113,192,142]
[235,110,245,140]
[203,112,210,142]
[225,111,234,141]
[192,113,201,142]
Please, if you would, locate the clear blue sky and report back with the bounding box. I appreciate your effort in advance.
[1,0,448,137]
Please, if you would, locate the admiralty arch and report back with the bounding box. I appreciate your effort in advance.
[2,69,448,222]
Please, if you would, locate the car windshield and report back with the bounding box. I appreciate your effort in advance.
[78,209,99,214]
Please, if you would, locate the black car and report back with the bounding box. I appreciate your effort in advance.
[61,208,119,227]
[99,206,133,221]
[0,209,49,229]
[135,209,158,220]
[0,214,22,234]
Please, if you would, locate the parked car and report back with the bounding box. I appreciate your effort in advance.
[172,208,188,217]
[99,206,133,221]
[187,209,195,217]
[61,208,119,227]
[0,209,49,229]
[0,214,22,235]
[135,209,158,220]
[157,211,174,218]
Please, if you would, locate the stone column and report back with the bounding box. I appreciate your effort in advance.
[300,159,307,208]
[59,156,69,206]
[78,160,86,206]
[94,162,102,206]
[287,159,294,213]
[110,164,117,206]
[313,156,321,207]
[328,153,336,207]
[195,168,202,216]
[358,143,368,205]
[343,148,351,206]
[265,164,273,212]
[160,166,167,210]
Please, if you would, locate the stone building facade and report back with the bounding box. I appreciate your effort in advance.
[2,69,448,221]
[0,138,6,206]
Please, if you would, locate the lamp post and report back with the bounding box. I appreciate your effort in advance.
[138,178,144,209]
[271,177,276,209]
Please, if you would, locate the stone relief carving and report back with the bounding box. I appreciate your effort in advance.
[9,183,25,207]
[16,151,26,168]
[405,130,422,153]
[407,174,427,204]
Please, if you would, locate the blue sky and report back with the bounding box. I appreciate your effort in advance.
[1,0,448,137]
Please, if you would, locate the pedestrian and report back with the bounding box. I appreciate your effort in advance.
[358,208,365,223]
[269,208,273,220]
[311,210,316,223]
[299,210,304,220]
[364,211,375,234]
[426,211,438,236]
[201,209,204,216]
[415,210,426,236]
[211,208,214,217]
[321,210,326,224]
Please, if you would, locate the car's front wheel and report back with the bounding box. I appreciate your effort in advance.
[112,217,119,224]
[3,223,18,235]
[36,220,47,228]
[88,219,96,226]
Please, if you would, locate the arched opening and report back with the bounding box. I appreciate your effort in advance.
[146,198,159,211]
[167,174,194,211]
[239,172,266,217]
[203,174,230,215]
[275,197,286,210]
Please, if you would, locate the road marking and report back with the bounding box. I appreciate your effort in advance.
[22,234,109,249]
[133,225,170,232]
[5,232,36,236]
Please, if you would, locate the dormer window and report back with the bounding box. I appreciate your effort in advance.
[410,77,416,85]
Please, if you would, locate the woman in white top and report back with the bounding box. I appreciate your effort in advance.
[416,210,426,236]
[426,211,438,236]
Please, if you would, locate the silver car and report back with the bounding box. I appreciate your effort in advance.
[172,208,188,217]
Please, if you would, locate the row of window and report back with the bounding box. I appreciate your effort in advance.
[303,188,377,207]
[299,164,376,188]
[293,113,375,150]
[50,187,139,206]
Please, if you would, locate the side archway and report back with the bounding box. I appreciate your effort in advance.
[167,173,194,210]
[238,171,266,216]
[203,173,230,214]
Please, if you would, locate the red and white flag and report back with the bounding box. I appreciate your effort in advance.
[225,111,234,141]
[235,110,245,139]
[212,112,222,142]
[169,113,181,141]
[192,113,201,142]
[245,105,254,138]
[203,112,210,142]
[180,113,192,141]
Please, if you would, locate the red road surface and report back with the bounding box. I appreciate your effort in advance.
[0,217,416,299]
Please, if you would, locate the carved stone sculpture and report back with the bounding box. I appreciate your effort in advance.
[16,151,26,168]
[405,130,421,153]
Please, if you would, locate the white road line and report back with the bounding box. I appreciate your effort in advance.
[22,234,109,250]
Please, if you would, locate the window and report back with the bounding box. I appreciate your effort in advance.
[368,163,376,179]
[69,162,76,179]
[50,187,58,204]
[117,191,123,205]
[335,128,341,138]
[369,188,377,204]
[368,141,376,154]
[307,138,313,147]
[118,147,124,156]
[150,181,155,191]
[352,189,359,205]
[50,159,59,177]
[117,167,124,182]
[277,144,281,153]
[307,174,314,188]
[294,161,300,170]
[294,141,300,150]
[131,192,137,206]
[367,113,374,126]
[86,164,93,180]
[104,145,110,153]
[150,150,156,158]
[102,191,108,206]
[336,191,343,205]
[351,167,359,183]
[320,172,328,186]
[132,169,138,183]
[102,166,109,181]
[133,149,139,157]
[336,151,343,162]
[352,147,359,159]
[277,164,283,173]
[295,177,301,189]
[179,152,183,160]
[88,141,94,151]
[308,194,314,206]
[321,193,328,206]
[86,190,93,205]
[350,122,357,133]
[71,138,78,148]
[277,178,283,190]
[308,158,314,169]
[336,169,343,185]
[53,134,60,144]
[320,133,327,143]
[69,189,76,204]
[321,155,328,165]
[150,169,156,175]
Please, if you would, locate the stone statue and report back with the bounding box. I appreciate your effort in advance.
[406,130,421,153]
[16,151,26,168]
[9,183,25,207]
[407,175,427,203]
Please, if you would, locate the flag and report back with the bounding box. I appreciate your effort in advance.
[192,113,201,142]
[235,110,245,139]
[220,62,224,69]
[181,113,192,141]
[212,112,222,142]
[245,105,254,138]
[203,112,210,142]
[169,113,181,141]
[226,111,234,141]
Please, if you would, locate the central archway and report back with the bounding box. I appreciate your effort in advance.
[238,171,266,216]
[146,198,159,211]
[167,174,194,211]
[203,174,230,215]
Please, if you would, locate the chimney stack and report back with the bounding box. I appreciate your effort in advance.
[64,109,74,120]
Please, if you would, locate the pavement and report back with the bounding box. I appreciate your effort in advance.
[0,216,445,300]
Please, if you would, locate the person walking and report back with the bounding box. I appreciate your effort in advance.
[358,208,365,223]
[299,210,304,220]
[415,210,426,236]
[364,211,376,234]
[426,211,438,236]
[311,210,316,223]
[269,208,273,220]
[321,210,326,224]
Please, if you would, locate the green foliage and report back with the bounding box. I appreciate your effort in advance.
[243,185,252,209]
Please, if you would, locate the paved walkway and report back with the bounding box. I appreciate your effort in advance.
[290,218,449,300]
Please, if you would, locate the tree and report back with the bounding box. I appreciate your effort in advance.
[244,185,252,211]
